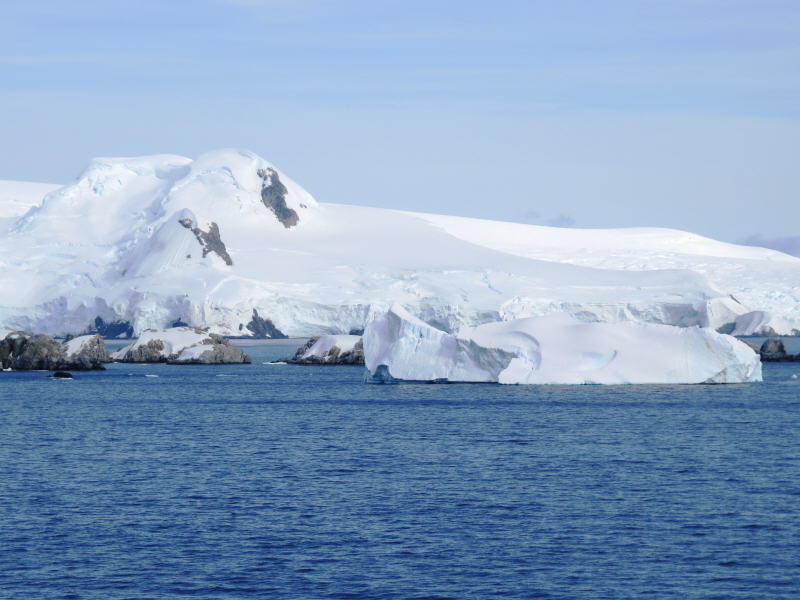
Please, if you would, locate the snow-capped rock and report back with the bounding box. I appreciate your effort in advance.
[0,149,798,338]
[288,335,364,365]
[112,327,250,363]
[169,342,252,365]
[63,334,111,368]
[363,305,762,385]
[0,331,109,371]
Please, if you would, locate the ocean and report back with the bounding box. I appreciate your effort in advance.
[1,340,798,599]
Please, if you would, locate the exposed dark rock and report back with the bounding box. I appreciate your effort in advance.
[66,334,112,368]
[171,317,189,327]
[119,339,167,363]
[257,167,299,228]
[288,337,364,365]
[246,309,287,339]
[87,316,134,339]
[0,332,107,371]
[179,218,233,266]
[0,333,64,370]
[49,371,73,379]
[759,338,800,362]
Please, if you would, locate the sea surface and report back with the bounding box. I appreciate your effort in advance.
[1,340,799,600]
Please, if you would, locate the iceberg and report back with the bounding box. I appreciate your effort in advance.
[363,305,762,384]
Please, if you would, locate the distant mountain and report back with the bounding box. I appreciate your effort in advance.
[1,149,798,337]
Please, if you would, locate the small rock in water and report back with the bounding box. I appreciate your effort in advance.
[49,371,74,379]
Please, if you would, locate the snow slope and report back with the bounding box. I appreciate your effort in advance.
[0,180,61,233]
[414,213,800,335]
[0,149,797,337]
[363,305,762,384]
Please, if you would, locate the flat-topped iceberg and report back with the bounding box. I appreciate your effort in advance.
[113,327,250,364]
[363,305,762,385]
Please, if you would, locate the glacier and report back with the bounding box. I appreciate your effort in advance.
[0,148,798,338]
[362,305,762,384]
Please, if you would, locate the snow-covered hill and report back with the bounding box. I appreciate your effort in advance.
[0,180,61,233]
[1,148,798,337]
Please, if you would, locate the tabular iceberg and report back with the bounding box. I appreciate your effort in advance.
[363,305,762,384]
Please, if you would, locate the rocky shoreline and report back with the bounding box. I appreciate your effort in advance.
[4,326,798,375]
[0,326,251,371]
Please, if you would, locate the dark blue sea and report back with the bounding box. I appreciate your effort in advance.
[1,340,799,600]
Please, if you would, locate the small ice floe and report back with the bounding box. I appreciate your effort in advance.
[144,374,159,378]
[2,367,12,372]
[264,361,288,365]
[791,374,798,380]
[216,373,238,377]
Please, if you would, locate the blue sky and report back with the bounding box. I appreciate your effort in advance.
[1,0,798,244]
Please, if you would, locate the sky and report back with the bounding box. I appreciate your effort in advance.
[0,0,798,247]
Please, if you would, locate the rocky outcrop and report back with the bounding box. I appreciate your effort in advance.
[64,334,112,368]
[86,316,134,339]
[168,341,251,364]
[246,309,287,339]
[178,218,233,266]
[258,167,299,228]
[49,371,74,379]
[759,338,800,362]
[113,327,250,364]
[119,338,166,363]
[0,331,109,370]
[288,335,364,365]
